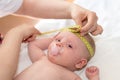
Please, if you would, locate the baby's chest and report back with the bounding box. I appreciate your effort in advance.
[36,66,79,80]
[30,64,61,80]
[33,59,80,80]
[36,68,78,80]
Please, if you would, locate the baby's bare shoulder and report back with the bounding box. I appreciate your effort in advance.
[40,60,82,80]
[15,58,82,80]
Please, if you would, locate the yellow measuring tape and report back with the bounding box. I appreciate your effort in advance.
[39,25,94,57]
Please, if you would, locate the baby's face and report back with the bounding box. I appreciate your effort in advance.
[47,31,87,69]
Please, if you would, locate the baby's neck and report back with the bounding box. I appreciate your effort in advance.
[46,57,76,72]
[51,62,75,72]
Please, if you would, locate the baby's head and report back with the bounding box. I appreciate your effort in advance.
[47,25,95,71]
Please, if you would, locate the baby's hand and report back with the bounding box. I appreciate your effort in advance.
[85,66,100,80]
[70,4,103,36]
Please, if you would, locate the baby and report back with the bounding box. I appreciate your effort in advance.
[15,25,99,80]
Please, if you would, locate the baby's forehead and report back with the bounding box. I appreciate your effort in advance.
[56,31,76,37]
[55,31,87,51]
[56,31,84,43]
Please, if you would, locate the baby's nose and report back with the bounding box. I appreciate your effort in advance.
[56,43,63,47]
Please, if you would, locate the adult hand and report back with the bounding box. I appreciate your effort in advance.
[12,24,40,43]
[21,25,40,42]
[70,4,103,36]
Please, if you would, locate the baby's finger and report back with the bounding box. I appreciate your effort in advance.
[91,25,103,35]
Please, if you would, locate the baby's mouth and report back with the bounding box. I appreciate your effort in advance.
[49,43,60,56]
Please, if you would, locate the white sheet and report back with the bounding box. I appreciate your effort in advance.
[17,0,120,80]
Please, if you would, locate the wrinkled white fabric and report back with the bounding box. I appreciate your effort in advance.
[0,0,23,17]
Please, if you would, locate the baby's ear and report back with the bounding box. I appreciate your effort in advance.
[75,59,87,69]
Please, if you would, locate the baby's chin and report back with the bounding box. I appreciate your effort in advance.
[47,49,55,58]
[47,53,56,63]
[47,49,60,63]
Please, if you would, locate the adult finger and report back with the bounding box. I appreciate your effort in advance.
[81,12,98,32]
[26,34,37,42]
[80,23,97,36]
[91,25,103,36]
[88,23,97,33]
[74,16,83,27]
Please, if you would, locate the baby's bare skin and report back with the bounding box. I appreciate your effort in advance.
[15,31,100,80]
[15,57,99,80]
[86,66,99,80]
[15,57,81,80]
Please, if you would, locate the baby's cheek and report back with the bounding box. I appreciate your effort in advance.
[48,43,53,49]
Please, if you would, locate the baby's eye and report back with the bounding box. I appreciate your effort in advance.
[67,44,72,48]
[56,39,61,42]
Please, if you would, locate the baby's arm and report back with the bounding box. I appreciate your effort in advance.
[28,37,53,63]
